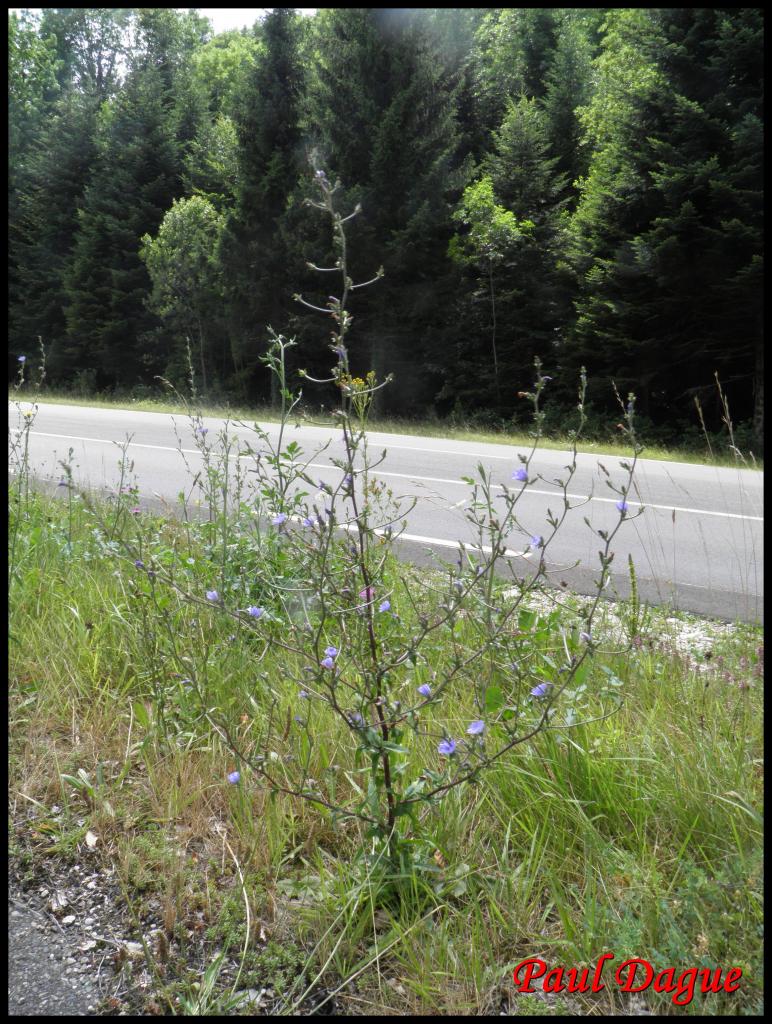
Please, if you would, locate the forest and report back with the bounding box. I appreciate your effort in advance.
[8,8,764,449]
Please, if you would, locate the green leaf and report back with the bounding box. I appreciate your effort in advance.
[485,685,504,713]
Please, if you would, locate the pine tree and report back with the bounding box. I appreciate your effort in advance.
[303,9,465,413]
[62,64,184,386]
[9,10,61,359]
[12,90,100,381]
[541,11,595,203]
[568,8,763,440]
[219,9,305,399]
[442,96,571,416]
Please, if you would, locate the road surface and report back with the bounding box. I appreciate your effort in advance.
[9,402,764,623]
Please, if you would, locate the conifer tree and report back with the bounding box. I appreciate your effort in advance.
[12,90,100,380]
[304,9,465,411]
[62,58,184,385]
[569,8,762,439]
[219,8,305,398]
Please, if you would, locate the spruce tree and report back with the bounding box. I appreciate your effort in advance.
[569,8,762,440]
[62,63,184,386]
[219,8,305,399]
[13,90,100,381]
[304,9,465,412]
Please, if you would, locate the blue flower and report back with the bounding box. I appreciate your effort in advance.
[206,590,219,602]
[17,355,26,363]
[134,559,144,570]
[580,631,592,643]
[227,771,240,784]
[466,720,485,735]
[512,467,528,482]
[324,645,338,658]
[438,738,457,756]
[302,516,315,528]
[349,712,364,726]
[247,606,264,618]
[530,682,551,698]
[272,513,288,526]
[529,535,543,550]
[321,656,335,670]
[616,499,629,513]
[298,690,309,699]
[417,684,432,698]
[379,599,391,613]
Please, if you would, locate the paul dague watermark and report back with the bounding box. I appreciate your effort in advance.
[513,954,743,1008]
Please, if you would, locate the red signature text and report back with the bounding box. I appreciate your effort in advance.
[513,955,742,1007]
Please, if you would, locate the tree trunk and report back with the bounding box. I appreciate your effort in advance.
[752,329,763,450]
[197,318,208,397]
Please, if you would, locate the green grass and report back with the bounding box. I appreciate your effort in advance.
[8,488,764,1015]
[10,388,763,469]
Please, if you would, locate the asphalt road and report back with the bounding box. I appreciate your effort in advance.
[9,402,764,623]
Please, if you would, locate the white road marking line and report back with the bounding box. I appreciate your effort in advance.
[25,430,764,522]
[13,403,766,472]
[28,431,196,455]
[333,519,533,559]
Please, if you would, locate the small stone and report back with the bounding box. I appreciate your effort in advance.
[62,914,76,925]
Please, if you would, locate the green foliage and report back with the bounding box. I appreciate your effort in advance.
[569,9,763,443]
[449,176,532,266]
[141,196,226,392]
[219,8,305,399]
[6,7,764,445]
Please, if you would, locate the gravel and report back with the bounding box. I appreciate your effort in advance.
[8,897,102,1016]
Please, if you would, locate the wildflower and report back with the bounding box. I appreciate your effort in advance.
[349,712,364,726]
[324,645,338,658]
[343,474,353,486]
[438,738,457,756]
[134,559,145,570]
[198,427,208,436]
[417,684,432,698]
[379,599,391,613]
[530,682,551,698]
[17,355,26,363]
[579,631,592,643]
[227,771,240,784]
[359,586,375,602]
[321,656,335,670]
[529,535,543,550]
[206,590,219,602]
[512,467,528,482]
[466,720,485,735]
[130,507,141,515]
[302,516,316,527]
[57,479,68,487]
[616,499,629,513]
[247,606,264,618]
[298,690,309,699]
